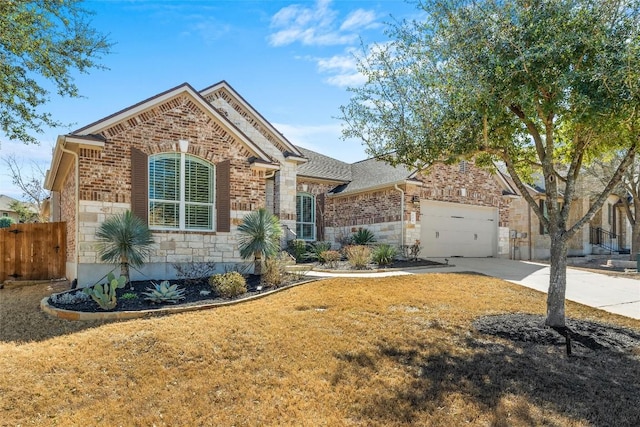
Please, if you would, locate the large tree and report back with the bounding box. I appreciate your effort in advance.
[340,0,640,328]
[0,0,111,144]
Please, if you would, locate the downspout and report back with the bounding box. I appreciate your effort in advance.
[60,140,80,283]
[394,184,405,248]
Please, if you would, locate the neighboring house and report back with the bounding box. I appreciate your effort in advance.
[0,195,20,222]
[44,81,512,286]
[504,172,632,260]
[0,194,39,222]
[296,147,512,258]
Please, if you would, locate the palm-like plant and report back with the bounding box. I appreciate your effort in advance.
[237,208,283,275]
[95,210,155,288]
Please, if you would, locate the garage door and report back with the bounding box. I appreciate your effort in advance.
[420,201,497,257]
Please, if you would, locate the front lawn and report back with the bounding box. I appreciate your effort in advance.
[1,274,639,426]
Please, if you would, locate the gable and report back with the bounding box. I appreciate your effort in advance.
[200,81,304,160]
[72,83,274,164]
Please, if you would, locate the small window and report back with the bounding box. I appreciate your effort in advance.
[539,199,548,235]
[459,160,468,174]
[296,193,315,241]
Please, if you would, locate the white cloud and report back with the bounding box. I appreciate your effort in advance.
[325,72,367,88]
[268,0,376,47]
[316,54,358,73]
[340,9,378,32]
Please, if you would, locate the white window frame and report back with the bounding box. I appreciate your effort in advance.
[148,152,215,231]
[296,192,316,241]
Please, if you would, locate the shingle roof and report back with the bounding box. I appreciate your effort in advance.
[295,146,352,182]
[332,157,415,194]
[295,146,416,194]
[0,194,19,211]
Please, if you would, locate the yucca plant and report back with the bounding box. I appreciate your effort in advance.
[237,208,283,275]
[352,228,376,245]
[95,210,155,289]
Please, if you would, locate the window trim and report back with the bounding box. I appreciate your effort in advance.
[148,152,215,231]
[296,192,316,241]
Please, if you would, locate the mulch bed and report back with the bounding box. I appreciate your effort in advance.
[47,275,287,313]
[474,313,640,353]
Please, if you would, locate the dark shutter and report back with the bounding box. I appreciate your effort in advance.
[216,160,231,232]
[316,193,325,241]
[131,147,148,224]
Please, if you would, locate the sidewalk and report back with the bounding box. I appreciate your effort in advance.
[308,258,640,319]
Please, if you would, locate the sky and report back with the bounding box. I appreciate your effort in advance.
[0,0,423,201]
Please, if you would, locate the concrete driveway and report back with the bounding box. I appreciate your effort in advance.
[308,258,640,319]
[416,258,640,320]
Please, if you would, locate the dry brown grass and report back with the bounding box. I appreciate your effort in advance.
[1,274,639,426]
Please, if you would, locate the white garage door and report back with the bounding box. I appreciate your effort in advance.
[420,201,497,258]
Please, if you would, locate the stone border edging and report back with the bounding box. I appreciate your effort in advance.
[40,279,320,321]
[311,263,453,274]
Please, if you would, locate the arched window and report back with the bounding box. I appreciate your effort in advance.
[148,153,215,230]
[296,192,315,241]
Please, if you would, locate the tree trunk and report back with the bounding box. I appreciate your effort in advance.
[120,257,131,290]
[631,223,640,262]
[546,232,568,328]
[254,252,263,275]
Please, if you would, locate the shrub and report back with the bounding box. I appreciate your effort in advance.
[82,272,126,310]
[50,291,90,305]
[320,250,341,268]
[352,228,376,245]
[345,245,371,269]
[172,261,217,286]
[372,244,397,267]
[142,280,186,304]
[287,239,308,262]
[0,217,15,228]
[209,272,247,298]
[308,241,332,262]
[262,253,288,287]
[400,239,422,261]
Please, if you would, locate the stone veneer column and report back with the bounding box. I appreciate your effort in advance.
[276,160,298,239]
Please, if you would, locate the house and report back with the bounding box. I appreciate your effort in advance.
[0,194,39,222]
[0,195,21,222]
[44,81,512,286]
[503,171,632,260]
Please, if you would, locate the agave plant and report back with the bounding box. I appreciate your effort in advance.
[142,280,186,303]
[95,210,155,289]
[237,208,283,275]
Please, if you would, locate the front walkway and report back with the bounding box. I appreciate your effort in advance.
[308,258,640,320]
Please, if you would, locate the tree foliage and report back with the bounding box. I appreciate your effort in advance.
[0,0,111,144]
[340,0,640,327]
[8,200,39,223]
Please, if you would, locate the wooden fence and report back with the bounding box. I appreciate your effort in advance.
[0,222,66,283]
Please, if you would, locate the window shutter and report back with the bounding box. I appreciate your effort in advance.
[216,160,231,232]
[131,147,149,224]
[316,193,325,241]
